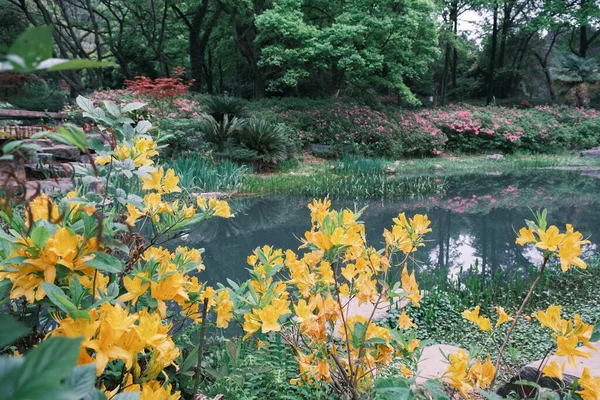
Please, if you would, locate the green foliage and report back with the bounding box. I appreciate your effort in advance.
[203,95,250,123]
[236,119,290,168]
[198,335,336,400]
[157,117,205,156]
[166,155,247,193]
[200,115,246,149]
[7,80,68,112]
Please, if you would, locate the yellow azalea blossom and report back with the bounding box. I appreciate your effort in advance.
[401,265,421,307]
[495,306,514,327]
[398,311,417,329]
[558,225,590,272]
[534,305,563,333]
[443,349,473,398]
[462,306,481,324]
[400,364,412,378]
[26,194,60,224]
[139,380,181,400]
[196,196,233,218]
[215,290,233,328]
[515,227,536,246]
[556,335,593,366]
[242,313,262,339]
[118,276,149,305]
[142,167,182,194]
[256,304,282,333]
[125,203,145,226]
[468,355,495,389]
[536,226,563,252]
[542,361,565,380]
[577,367,600,400]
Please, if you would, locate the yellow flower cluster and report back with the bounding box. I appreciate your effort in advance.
[535,305,596,370]
[444,349,495,398]
[516,223,590,271]
[0,196,105,303]
[96,136,158,167]
[462,306,513,331]
[241,200,430,392]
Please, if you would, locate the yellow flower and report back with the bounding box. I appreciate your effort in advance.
[118,276,149,305]
[443,349,473,398]
[400,364,412,378]
[401,265,421,307]
[398,311,417,329]
[515,227,536,246]
[462,306,491,331]
[294,299,316,323]
[215,290,233,328]
[27,194,60,223]
[577,367,600,400]
[536,226,563,252]
[242,313,262,339]
[556,335,593,366]
[558,225,590,272]
[468,355,495,389]
[534,305,563,333]
[542,361,565,380]
[142,167,181,194]
[140,380,181,400]
[125,203,145,226]
[495,306,513,327]
[462,306,481,324]
[256,304,282,333]
[196,196,233,218]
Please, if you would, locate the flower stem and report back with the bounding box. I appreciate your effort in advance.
[193,297,210,395]
[491,256,548,388]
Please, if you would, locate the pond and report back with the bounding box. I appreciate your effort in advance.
[170,169,600,286]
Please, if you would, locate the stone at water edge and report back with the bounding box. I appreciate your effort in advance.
[581,148,600,158]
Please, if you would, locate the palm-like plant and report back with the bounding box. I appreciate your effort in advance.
[203,95,250,122]
[237,119,289,170]
[199,114,245,149]
[552,54,600,107]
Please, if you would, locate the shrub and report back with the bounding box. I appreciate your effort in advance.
[8,80,68,112]
[167,155,247,193]
[236,119,289,169]
[157,117,205,156]
[200,114,245,149]
[203,95,250,122]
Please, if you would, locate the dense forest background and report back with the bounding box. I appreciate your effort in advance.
[1,0,599,108]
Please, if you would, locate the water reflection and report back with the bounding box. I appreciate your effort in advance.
[169,170,600,285]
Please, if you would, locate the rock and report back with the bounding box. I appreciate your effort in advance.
[524,341,600,378]
[581,148,600,158]
[37,152,55,163]
[39,144,81,161]
[197,192,228,199]
[434,164,444,171]
[486,154,505,160]
[497,366,577,398]
[386,166,396,174]
[408,161,415,166]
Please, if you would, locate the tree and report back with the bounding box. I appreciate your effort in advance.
[553,53,600,106]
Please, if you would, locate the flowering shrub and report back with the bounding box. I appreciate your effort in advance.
[266,100,600,157]
[233,200,432,398]
[0,97,233,399]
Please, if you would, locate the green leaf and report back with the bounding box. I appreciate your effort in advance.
[86,252,123,273]
[6,26,53,71]
[103,101,121,118]
[591,324,600,342]
[41,282,78,313]
[76,96,96,114]
[65,363,96,398]
[30,226,50,250]
[0,315,29,347]
[121,102,146,113]
[47,59,109,71]
[14,337,82,391]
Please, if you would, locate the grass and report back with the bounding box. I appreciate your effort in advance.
[165,156,247,193]
[240,152,600,198]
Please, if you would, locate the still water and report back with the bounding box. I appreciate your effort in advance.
[170,169,600,285]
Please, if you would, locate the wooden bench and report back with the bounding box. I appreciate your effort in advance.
[0,109,67,138]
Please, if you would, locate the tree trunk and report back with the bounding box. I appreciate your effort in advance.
[486,3,499,105]
[189,28,204,91]
[440,42,451,106]
[450,1,459,89]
